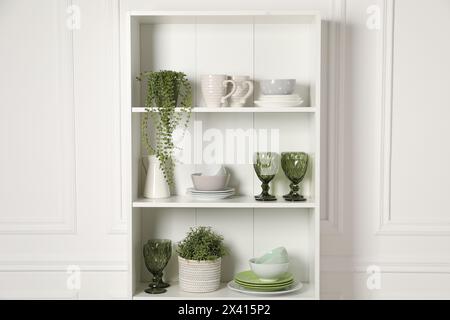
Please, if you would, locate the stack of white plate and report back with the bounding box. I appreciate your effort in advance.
[254,94,304,108]
[187,187,235,200]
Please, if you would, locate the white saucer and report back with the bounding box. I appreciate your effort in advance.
[254,100,304,108]
[260,94,301,101]
[187,187,235,194]
[187,187,235,200]
[188,193,234,200]
[190,195,234,200]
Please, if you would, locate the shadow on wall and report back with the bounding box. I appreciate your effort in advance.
[319,17,357,299]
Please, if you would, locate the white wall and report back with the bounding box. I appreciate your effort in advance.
[0,0,127,299]
[322,0,450,299]
[1,0,449,299]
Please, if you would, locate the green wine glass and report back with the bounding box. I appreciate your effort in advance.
[281,152,309,202]
[143,239,172,294]
[253,152,279,201]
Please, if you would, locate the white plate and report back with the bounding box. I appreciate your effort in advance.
[227,280,303,296]
[254,100,304,108]
[259,94,301,100]
[189,194,234,200]
[259,98,303,103]
[187,187,235,194]
[189,191,234,195]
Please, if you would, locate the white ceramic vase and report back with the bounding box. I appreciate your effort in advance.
[143,155,170,199]
[178,257,221,293]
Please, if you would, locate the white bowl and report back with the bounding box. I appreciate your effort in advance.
[201,164,227,176]
[260,79,296,95]
[249,258,289,281]
[191,173,230,191]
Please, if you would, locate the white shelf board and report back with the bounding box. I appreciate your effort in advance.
[133,195,316,209]
[133,282,315,300]
[132,107,316,113]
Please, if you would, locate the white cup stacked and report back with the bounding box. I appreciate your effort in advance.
[201,75,237,108]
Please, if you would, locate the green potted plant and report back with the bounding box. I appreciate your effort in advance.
[137,70,192,198]
[177,226,228,293]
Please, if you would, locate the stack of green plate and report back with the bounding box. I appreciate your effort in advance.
[234,271,295,292]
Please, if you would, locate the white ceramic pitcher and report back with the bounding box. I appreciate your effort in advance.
[143,155,170,199]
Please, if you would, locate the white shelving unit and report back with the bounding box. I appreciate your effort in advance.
[121,11,321,300]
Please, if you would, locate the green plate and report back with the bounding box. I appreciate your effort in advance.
[235,277,294,286]
[234,270,294,285]
[235,279,294,288]
[235,277,294,285]
[233,281,295,292]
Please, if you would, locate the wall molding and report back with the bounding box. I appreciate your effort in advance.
[108,0,127,235]
[377,0,450,236]
[0,0,77,235]
[321,255,450,274]
[321,0,346,234]
[0,219,76,235]
[0,261,128,272]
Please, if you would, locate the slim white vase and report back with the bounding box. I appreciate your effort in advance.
[143,155,170,199]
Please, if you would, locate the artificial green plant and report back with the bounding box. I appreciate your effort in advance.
[177,226,228,261]
[137,70,192,187]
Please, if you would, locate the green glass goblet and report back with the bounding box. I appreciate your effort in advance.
[253,152,279,201]
[143,239,172,294]
[281,152,309,202]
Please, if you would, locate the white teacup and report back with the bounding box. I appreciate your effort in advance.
[201,74,237,108]
[230,75,254,107]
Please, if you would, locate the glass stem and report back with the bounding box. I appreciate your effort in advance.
[290,182,300,196]
[261,182,270,196]
[153,272,163,287]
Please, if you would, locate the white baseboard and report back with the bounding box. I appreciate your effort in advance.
[321,255,450,273]
[0,270,128,299]
[0,261,128,272]
[321,255,450,299]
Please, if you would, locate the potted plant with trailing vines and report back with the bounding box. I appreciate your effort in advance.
[177,226,228,293]
[137,70,192,198]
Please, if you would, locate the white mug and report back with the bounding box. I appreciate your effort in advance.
[229,75,254,107]
[201,74,237,108]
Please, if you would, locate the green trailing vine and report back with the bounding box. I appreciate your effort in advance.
[137,70,193,187]
[177,226,228,261]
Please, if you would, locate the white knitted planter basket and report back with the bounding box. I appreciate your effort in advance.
[178,257,221,293]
